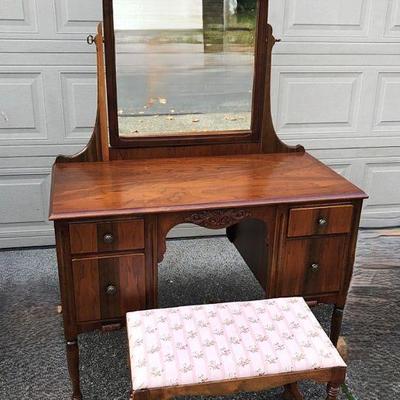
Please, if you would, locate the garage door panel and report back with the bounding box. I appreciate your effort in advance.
[275,71,363,133]
[0,173,49,224]
[0,66,96,146]
[54,0,102,34]
[271,0,394,42]
[282,0,372,38]
[0,154,54,246]
[373,72,400,131]
[0,72,47,140]
[272,66,400,146]
[0,0,399,248]
[384,0,400,39]
[0,0,38,33]
[0,0,100,40]
[363,162,400,225]
[60,72,97,140]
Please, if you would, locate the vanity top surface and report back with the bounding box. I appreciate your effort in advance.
[50,152,367,220]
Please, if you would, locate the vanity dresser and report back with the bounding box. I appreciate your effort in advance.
[49,1,367,398]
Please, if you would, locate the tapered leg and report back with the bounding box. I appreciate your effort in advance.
[326,383,341,400]
[330,306,344,346]
[66,339,82,400]
[282,383,303,400]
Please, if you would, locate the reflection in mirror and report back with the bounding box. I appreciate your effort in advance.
[113,0,257,138]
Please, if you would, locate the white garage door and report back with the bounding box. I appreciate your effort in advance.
[0,0,399,248]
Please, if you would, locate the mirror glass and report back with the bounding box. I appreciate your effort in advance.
[113,0,257,138]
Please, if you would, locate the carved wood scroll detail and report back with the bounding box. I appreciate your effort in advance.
[184,209,251,229]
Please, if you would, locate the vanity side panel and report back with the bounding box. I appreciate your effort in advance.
[54,221,78,340]
[226,206,277,292]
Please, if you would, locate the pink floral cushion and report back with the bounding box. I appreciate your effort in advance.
[126,297,346,390]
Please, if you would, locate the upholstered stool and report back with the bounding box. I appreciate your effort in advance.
[127,297,346,400]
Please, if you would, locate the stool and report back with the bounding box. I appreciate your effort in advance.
[126,297,346,400]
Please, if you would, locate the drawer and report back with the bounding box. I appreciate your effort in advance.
[72,253,146,322]
[287,205,353,238]
[279,236,347,297]
[69,219,144,254]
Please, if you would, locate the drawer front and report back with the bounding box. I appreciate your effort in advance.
[287,205,353,238]
[69,219,144,254]
[279,237,347,297]
[72,253,146,322]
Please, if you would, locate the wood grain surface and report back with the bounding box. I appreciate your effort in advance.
[50,152,366,220]
[72,253,146,322]
[279,236,348,297]
[69,219,144,254]
[287,205,354,237]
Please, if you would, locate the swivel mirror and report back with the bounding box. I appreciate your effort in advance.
[103,0,274,149]
[113,0,257,138]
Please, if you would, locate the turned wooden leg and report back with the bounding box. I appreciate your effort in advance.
[326,383,341,400]
[282,383,303,400]
[330,306,344,346]
[66,339,82,400]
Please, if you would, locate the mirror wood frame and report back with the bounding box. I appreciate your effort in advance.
[102,0,269,149]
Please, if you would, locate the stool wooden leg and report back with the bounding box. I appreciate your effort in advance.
[326,383,340,400]
[66,339,82,400]
[131,389,150,400]
[282,383,304,400]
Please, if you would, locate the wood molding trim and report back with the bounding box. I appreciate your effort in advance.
[184,209,252,229]
[55,23,109,164]
[130,367,346,400]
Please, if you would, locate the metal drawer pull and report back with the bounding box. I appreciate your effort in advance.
[103,233,114,244]
[318,218,328,226]
[310,263,320,272]
[105,285,117,295]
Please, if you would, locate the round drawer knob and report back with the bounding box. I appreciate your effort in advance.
[103,233,114,244]
[318,218,328,226]
[310,263,320,272]
[105,285,117,295]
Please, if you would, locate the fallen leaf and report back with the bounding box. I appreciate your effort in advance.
[147,98,156,107]
[192,118,200,123]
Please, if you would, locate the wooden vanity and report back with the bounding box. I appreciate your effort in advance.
[49,1,367,398]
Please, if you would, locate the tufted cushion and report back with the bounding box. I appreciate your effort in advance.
[127,297,346,390]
